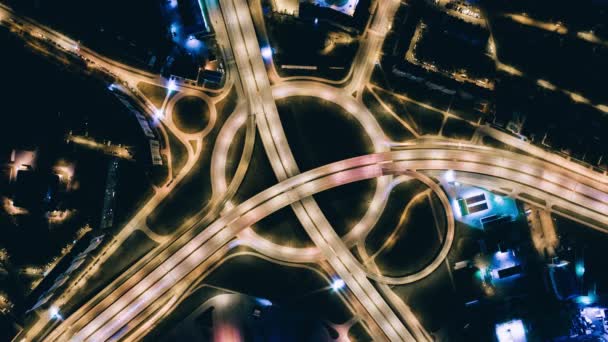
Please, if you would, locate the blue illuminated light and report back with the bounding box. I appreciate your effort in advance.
[475,268,485,282]
[495,250,511,261]
[576,295,596,305]
[261,46,273,60]
[169,0,178,8]
[575,263,585,277]
[167,80,177,92]
[256,298,272,307]
[186,36,202,50]
[331,278,345,292]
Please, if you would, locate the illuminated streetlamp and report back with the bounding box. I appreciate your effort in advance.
[331,278,345,292]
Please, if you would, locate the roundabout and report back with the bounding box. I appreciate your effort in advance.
[210,82,456,287]
[164,90,217,139]
[211,82,392,255]
[172,96,210,133]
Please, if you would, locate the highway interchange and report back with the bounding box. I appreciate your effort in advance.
[2,0,608,341]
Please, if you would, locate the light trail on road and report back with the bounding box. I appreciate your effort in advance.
[7,0,608,340]
[42,143,608,341]
[216,0,418,338]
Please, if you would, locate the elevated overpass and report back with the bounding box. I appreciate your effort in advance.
[40,144,608,341]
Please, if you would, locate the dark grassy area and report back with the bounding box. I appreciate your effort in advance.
[404,101,444,136]
[166,127,188,179]
[374,193,446,277]
[252,206,313,248]
[233,135,278,204]
[225,120,247,186]
[373,87,444,135]
[348,322,373,341]
[205,254,351,324]
[442,117,475,141]
[314,179,377,237]
[371,87,420,134]
[448,224,482,261]
[362,88,416,142]
[365,179,430,253]
[61,230,157,316]
[144,285,226,342]
[215,86,239,118]
[173,96,210,133]
[149,157,169,187]
[449,96,486,123]
[276,96,374,171]
[137,82,168,109]
[146,144,211,235]
[392,262,465,337]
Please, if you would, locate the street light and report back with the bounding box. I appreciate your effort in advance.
[167,79,177,92]
[49,306,62,320]
[261,46,273,60]
[331,278,345,292]
[256,298,272,307]
[575,262,585,277]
